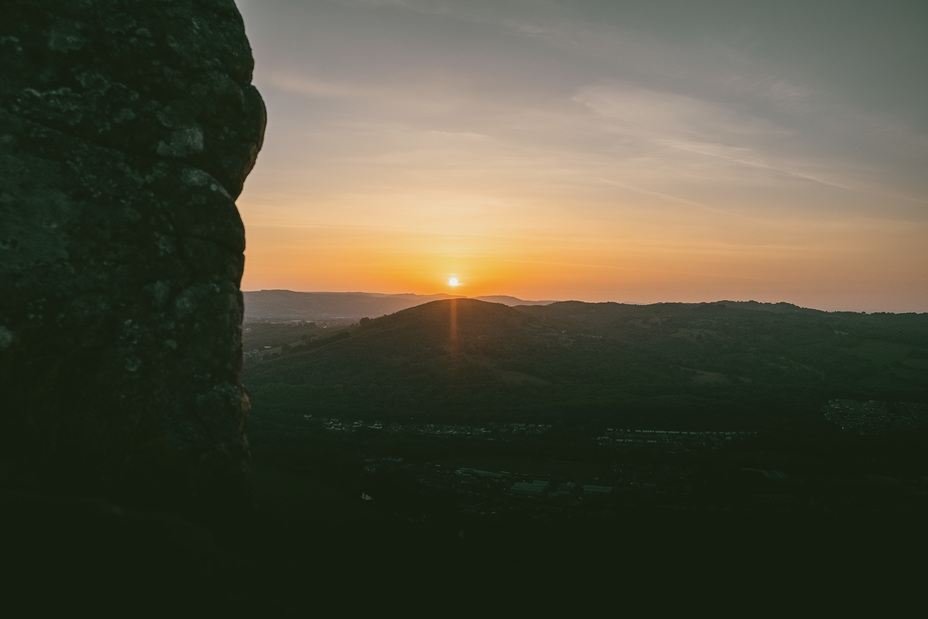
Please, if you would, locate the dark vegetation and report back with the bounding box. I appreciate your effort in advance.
[237,299,928,603]
[244,299,928,429]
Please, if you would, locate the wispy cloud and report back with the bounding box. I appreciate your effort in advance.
[237,0,928,309]
[328,0,451,12]
[265,72,372,99]
[721,75,816,115]
[573,81,788,141]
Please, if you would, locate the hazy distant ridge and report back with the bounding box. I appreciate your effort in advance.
[243,290,553,321]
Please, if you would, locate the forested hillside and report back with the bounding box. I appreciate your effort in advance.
[243,299,928,431]
[240,299,928,588]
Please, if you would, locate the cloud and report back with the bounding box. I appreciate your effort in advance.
[720,75,817,115]
[264,72,372,99]
[567,79,928,216]
[327,0,450,11]
[255,0,928,226]
[573,81,787,142]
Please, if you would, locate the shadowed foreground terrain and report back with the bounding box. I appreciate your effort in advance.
[235,299,928,609]
[245,298,928,428]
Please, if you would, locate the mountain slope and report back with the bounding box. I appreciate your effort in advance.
[244,299,573,423]
[243,299,928,430]
[242,290,552,322]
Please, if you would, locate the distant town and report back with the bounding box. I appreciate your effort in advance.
[290,407,928,528]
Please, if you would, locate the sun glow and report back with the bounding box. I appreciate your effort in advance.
[448,277,461,287]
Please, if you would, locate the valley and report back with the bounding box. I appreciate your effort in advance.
[241,297,928,553]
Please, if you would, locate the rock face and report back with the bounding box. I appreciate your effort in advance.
[0,0,265,518]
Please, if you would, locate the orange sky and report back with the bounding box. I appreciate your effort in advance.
[234,0,928,312]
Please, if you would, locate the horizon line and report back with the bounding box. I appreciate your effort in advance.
[240,289,926,314]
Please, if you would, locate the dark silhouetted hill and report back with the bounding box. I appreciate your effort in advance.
[242,289,552,321]
[244,299,928,430]
[239,299,928,607]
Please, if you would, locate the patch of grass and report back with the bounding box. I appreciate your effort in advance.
[249,461,342,523]
[850,340,913,365]
[433,455,600,478]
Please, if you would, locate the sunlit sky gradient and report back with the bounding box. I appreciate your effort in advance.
[233,0,928,312]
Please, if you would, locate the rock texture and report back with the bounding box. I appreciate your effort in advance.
[0,0,265,518]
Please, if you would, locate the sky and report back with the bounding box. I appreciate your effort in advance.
[233,0,928,312]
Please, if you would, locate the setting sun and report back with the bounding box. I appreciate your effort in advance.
[234,0,928,313]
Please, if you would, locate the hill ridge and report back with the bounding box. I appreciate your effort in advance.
[244,298,928,429]
[243,289,553,321]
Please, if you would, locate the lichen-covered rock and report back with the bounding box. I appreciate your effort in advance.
[0,0,265,519]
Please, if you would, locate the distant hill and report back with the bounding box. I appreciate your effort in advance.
[472,294,556,307]
[242,290,553,322]
[243,298,928,430]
